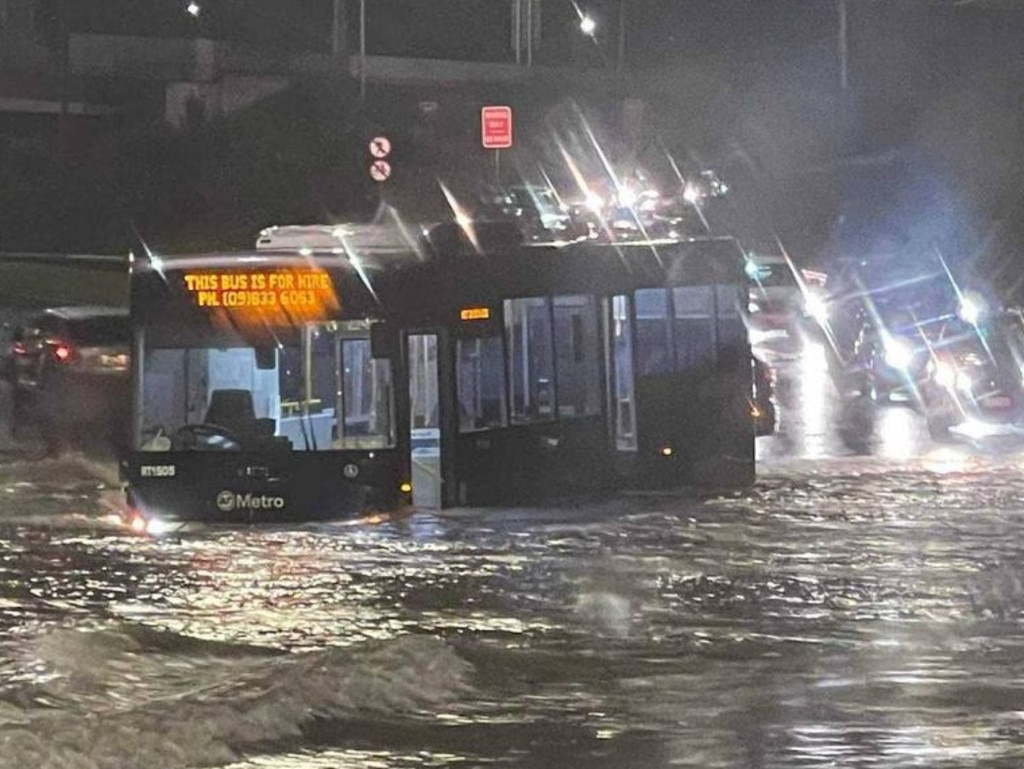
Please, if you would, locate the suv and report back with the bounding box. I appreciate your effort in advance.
[3,306,130,452]
[745,253,811,336]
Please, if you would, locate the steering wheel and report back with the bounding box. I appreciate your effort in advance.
[173,423,243,451]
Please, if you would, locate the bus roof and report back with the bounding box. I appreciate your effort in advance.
[131,225,748,336]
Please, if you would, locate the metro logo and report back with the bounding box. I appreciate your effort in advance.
[216,491,285,512]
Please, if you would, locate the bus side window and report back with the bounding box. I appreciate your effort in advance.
[553,295,600,417]
[673,286,715,371]
[716,285,745,350]
[634,288,671,376]
[457,336,507,432]
[504,297,555,423]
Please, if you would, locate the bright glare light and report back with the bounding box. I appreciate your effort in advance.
[933,360,957,389]
[584,190,604,212]
[798,341,830,459]
[683,184,702,204]
[877,406,917,460]
[956,370,974,392]
[922,445,969,474]
[884,337,914,370]
[186,1,201,17]
[617,185,638,208]
[580,14,597,35]
[127,511,176,536]
[955,418,1002,440]
[958,293,987,325]
[145,516,178,536]
[804,294,829,324]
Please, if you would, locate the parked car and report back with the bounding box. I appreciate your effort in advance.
[3,306,130,452]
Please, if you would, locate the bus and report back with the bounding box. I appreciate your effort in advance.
[124,221,753,527]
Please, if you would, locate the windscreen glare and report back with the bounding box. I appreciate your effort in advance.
[136,322,394,452]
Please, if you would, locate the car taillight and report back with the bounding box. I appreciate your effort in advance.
[50,342,77,364]
[10,341,26,355]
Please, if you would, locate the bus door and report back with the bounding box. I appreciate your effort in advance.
[407,332,443,508]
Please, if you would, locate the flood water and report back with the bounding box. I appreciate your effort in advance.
[4,341,1024,768]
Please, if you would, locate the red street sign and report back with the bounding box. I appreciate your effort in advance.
[481,105,513,149]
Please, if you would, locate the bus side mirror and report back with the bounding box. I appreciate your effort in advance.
[370,323,398,359]
[255,347,276,370]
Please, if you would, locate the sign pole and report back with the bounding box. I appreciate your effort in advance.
[494,149,501,186]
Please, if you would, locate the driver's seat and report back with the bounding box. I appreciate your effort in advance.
[205,389,259,437]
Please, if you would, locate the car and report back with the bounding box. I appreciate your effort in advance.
[3,306,131,453]
[919,311,1024,439]
[478,184,585,242]
[850,307,933,401]
[745,253,822,338]
[820,259,968,401]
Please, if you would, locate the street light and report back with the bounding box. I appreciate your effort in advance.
[570,1,626,73]
[186,1,201,18]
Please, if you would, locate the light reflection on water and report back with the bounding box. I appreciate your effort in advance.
[6,452,1024,765]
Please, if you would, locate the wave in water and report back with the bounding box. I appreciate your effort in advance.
[0,623,473,769]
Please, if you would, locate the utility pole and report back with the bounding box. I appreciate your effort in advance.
[526,0,533,66]
[617,0,625,74]
[838,0,849,91]
[512,0,521,63]
[331,0,347,57]
[359,0,366,102]
[58,0,70,254]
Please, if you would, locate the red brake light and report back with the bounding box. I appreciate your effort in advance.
[51,343,76,363]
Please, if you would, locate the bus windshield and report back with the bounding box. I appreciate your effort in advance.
[137,321,394,452]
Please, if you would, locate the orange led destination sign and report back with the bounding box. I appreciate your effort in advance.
[460,307,491,321]
[182,268,340,333]
[184,270,333,309]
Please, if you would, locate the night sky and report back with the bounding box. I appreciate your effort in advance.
[46,1,1024,66]
[16,0,1024,268]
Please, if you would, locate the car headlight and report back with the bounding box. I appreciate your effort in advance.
[932,360,957,389]
[804,294,828,324]
[958,292,988,325]
[883,337,914,369]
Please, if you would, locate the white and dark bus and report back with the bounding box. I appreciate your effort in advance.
[124,222,753,526]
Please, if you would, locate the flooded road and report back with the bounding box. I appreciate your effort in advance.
[4,339,1024,767]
